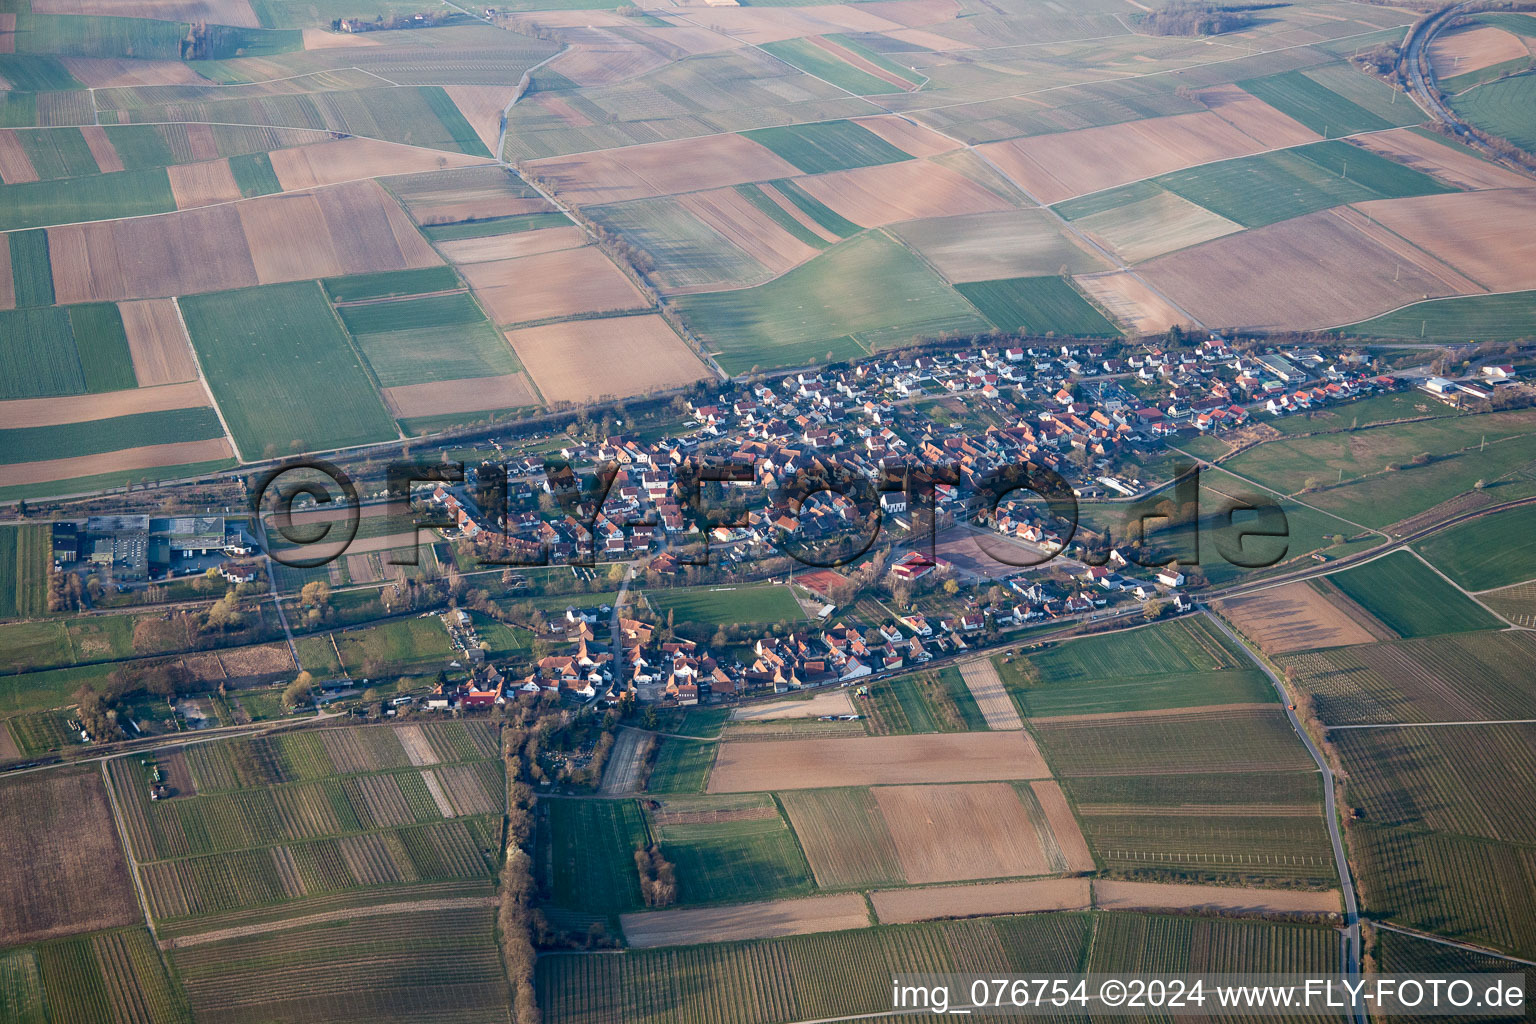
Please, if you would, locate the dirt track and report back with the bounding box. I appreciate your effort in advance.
[598,728,653,795]
[958,658,1022,729]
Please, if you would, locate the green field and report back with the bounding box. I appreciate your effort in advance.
[1032,705,1315,778]
[0,525,50,620]
[336,291,483,335]
[0,407,225,466]
[1328,550,1501,636]
[764,178,861,237]
[1240,67,1420,138]
[1416,503,1536,590]
[66,302,136,392]
[420,211,570,241]
[0,55,82,94]
[0,308,82,398]
[228,151,283,197]
[643,584,803,626]
[676,233,989,374]
[645,737,716,794]
[1006,605,1268,691]
[758,38,903,96]
[545,797,648,915]
[16,126,99,179]
[1454,71,1536,151]
[0,167,176,231]
[354,322,520,387]
[955,275,1119,336]
[826,34,924,85]
[1154,140,1453,228]
[743,119,913,174]
[732,184,832,249]
[650,794,814,905]
[1335,290,1536,342]
[13,928,191,1024]
[9,229,54,309]
[322,266,463,304]
[333,617,453,675]
[180,281,398,458]
[11,13,182,59]
[590,197,774,291]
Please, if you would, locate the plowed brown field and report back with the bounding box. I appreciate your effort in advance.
[270,137,487,192]
[168,158,243,208]
[707,731,1050,791]
[524,133,800,205]
[0,380,210,429]
[121,297,198,385]
[872,878,1091,924]
[876,783,1056,883]
[1217,580,1389,653]
[460,245,647,325]
[620,894,869,947]
[382,372,538,418]
[797,158,1014,227]
[505,314,708,404]
[0,438,233,487]
[1352,189,1536,293]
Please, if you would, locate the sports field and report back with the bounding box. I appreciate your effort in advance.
[642,584,803,626]
[180,281,397,458]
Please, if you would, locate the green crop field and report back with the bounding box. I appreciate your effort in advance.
[0,620,71,673]
[1335,723,1536,844]
[1031,705,1315,777]
[1353,823,1536,959]
[323,266,463,304]
[1154,140,1453,228]
[1264,391,1458,436]
[1239,68,1419,138]
[764,178,860,237]
[955,275,1120,335]
[1336,290,1536,343]
[545,797,648,915]
[336,291,482,335]
[758,38,903,96]
[66,302,136,392]
[354,323,520,387]
[0,309,82,398]
[9,229,54,309]
[676,233,988,374]
[0,55,82,94]
[1328,550,1500,637]
[864,666,987,733]
[229,151,283,197]
[994,616,1273,717]
[16,126,99,179]
[180,282,397,458]
[172,905,512,1024]
[12,13,183,60]
[1454,72,1536,151]
[0,167,176,231]
[732,183,832,250]
[0,407,225,466]
[650,794,814,904]
[1279,629,1536,725]
[0,525,50,620]
[645,737,716,794]
[826,34,924,85]
[1416,503,1536,590]
[643,584,803,626]
[779,787,904,888]
[420,211,570,241]
[743,119,913,174]
[100,125,175,170]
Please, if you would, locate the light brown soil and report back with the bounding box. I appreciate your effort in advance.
[121,298,198,385]
[543,39,671,88]
[759,183,840,243]
[1073,271,1191,335]
[1030,780,1096,871]
[0,131,38,183]
[1136,208,1473,331]
[0,12,13,54]
[676,4,905,45]
[958,658,1023,729]
[0,380,210,429]
[1093,879,1341,915]
[460,245,647,325]
[1197,83,1321,149]
[0,438,233,487]
[0,723,21,761]
[77,126,124,173]
[33,0,259,27]
[806,34,914,91]
[524,133,800,205]
[397,725,440,766]
[445,86,515,154]
[381,372,539,418]
[620,893,870,947]
[300,27,382,49]
[269,137,487,192]
[168,158,243,209]
[409,196,553,225]
[797,158,1014,228]
[872,878,1092,924]
[505,313,709,405]
[1349,129,1531,192]
[677,186,820,277]
[437,225,587,263]
[977,111,1272,205]
[216,642,295,684]
[1352,188,1536,293]
[58,56,209,87]
[0,241,12,310]
[876,782,1056,883]
[730,690,855,721]
[707,731,1050,792]
[1428,24,1531,77]
[0,767,140,946]
[239,179,442,285]
[420,769,457,818]
[1216,580,1387,654]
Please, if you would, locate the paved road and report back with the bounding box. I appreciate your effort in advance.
[1204,611,1364,1024]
